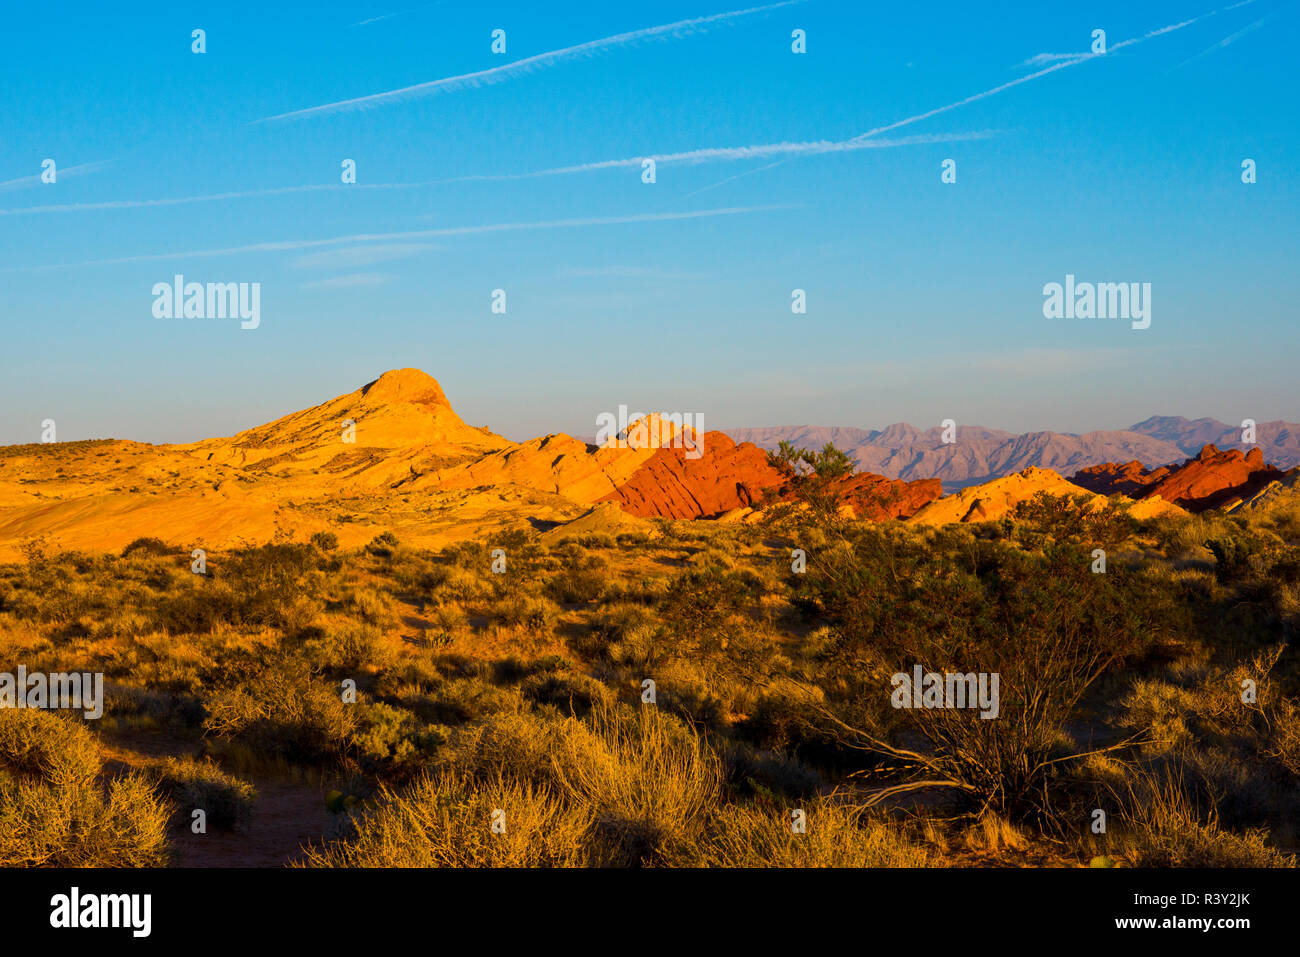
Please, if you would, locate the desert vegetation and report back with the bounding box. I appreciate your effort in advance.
[0,460,1297,868]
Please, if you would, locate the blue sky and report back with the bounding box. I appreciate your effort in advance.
[2,0,1296,445]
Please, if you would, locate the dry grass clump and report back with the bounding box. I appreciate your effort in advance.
[672,800,932,867]
[1109,763,1294,868]
[298,772,591,867]
[550,702,722,865]
[306,701,726,867]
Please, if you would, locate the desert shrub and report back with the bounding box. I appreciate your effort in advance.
[414,564,452,592]
[0,706,101,787]
[588,602,655,652]
[485,528,548,592]
[102,684,206,730]
[339,584,397,628]
[386,551,450,598]
[0,772,170,867]
[203,663,358,763]
[521,669,610,714]
[557,533,617,550]
[365,532,399,558]
[157,581,242,634]
[660,566,761,649]
[121,537,175,558]
[1117,646,1300,831]
[736,677,853,764]
[435,566,492,602]
[150,757,256,829]
[715,739,823,800]
[428,602,469,633]
[299,621,387,672]
[491,593,559,630]
[299,772,591,867]
[367,660,446,702]
[438,710,569,784]
[598,575,669,606]
[350,701,446,780]
[225,542,318,584]
[417,676,520,726]
[155,542,323,634]
[600,622,663,671]
[0,708,169,866]
[792,524,1173,821]
[1266,698,1300,776]
[690,544,739,570]
[1011,491,1136,548]
[310,531,339,551]
[544,559,608,604]
[1206,530,1273,583]
[652,660,730,729]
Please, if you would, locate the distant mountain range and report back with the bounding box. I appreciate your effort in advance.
[724,417,1300,490]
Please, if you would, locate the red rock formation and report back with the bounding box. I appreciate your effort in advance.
[1070,444,1281,512]
[1070,460,1171,497]
[819,472,943,520]
[601,433,943,521]
[599,432,785,519]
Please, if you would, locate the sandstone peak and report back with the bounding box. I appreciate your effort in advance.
[603,413,697,451]
[360,368,451,406]
[909,467,1095,526]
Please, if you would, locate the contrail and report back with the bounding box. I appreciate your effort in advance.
[406,4,1255,185]
[845,3,1254,146]
[0,132,987,216]
[10,205,799,270]
[1174,2,1287,69]
[9,5,1257,219]
[0,181,440,217]
[256,1,801,122]
[0,161,108,192]
[348,2,447,29]
[1019,53,1090,68]
[680,161,786,199]
[350,13,401,27]
[436,131,999,181]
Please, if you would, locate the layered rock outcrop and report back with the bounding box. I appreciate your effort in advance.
[1071,444,1282,512]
